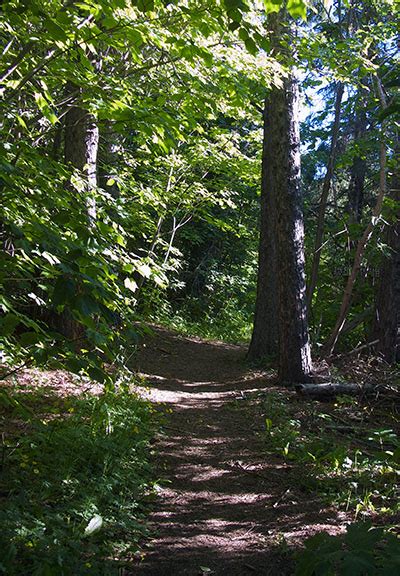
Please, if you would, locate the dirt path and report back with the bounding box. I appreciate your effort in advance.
[131,326,340,575]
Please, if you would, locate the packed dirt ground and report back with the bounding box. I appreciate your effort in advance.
[132,326,347,575]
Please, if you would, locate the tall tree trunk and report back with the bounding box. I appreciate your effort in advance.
[348,143,367,225]
[51,122,63,161]
[249,13,312,382]
[247,99,278,360]
[64,83,99,221]
[274,73,313,382]
[348,155,367,223]
[372,138,399,363]
[307,82,344,311]
[62,84,99,340]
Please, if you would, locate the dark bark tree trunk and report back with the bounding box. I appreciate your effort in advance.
[247,99,278,361]
[248,13,312,382]
[348,151,367,224]
[274,73,313,382]
[51,122,63,161]
[372,139,400,363]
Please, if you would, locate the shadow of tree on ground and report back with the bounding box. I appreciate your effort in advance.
[130,326,342,576]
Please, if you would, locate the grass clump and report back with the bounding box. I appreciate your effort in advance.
[0,381,157,575]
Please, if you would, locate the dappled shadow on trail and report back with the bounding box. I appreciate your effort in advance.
[130,326,341,576]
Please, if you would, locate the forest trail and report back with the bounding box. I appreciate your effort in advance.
[132,326,342,576]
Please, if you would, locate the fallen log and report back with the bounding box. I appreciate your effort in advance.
[294,382,374,398]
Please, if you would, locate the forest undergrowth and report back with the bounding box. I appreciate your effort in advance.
[2,325,399,575]
[0,372,159,576]
[261,359,400,522]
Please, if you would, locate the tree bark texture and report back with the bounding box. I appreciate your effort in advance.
[273,74,313,382]
[98,121,120,198]
[348,147,367,224]
[62,84,99,341]
[348,86,368,224]
[372,140,399,363]
[249,12,312,382]
[247,99,278,360]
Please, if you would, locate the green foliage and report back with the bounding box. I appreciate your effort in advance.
[1,1,398,573]
[0,384,157,575]
[0,148,145,384]
[153,294,253,344]
[262,391,400,516]
[296,522,400,576]
[0,0,275,382]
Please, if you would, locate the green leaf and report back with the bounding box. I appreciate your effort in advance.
[19,332,41,346]
[378,98,400,121]
[238,27,249,41]
[244,36,258,55]
[0,313,20,336]
[34,92,47,110]
[87,365,106,383]
[228,20,240,31]
[128,28,145,48]
[223,0,249,11]
[52,278,76,307]
[287,0,307,20]
[227,8,243,23]
[44,17,68,42]
[65,357,86,374]
[16,115,28,130]
[265,417,273,431]
[392,447,400,464]
[76,295,100,317]
[262,0,282,13]
[342,554,375,576]
[134,0,154,12]
[344,522,383,551]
